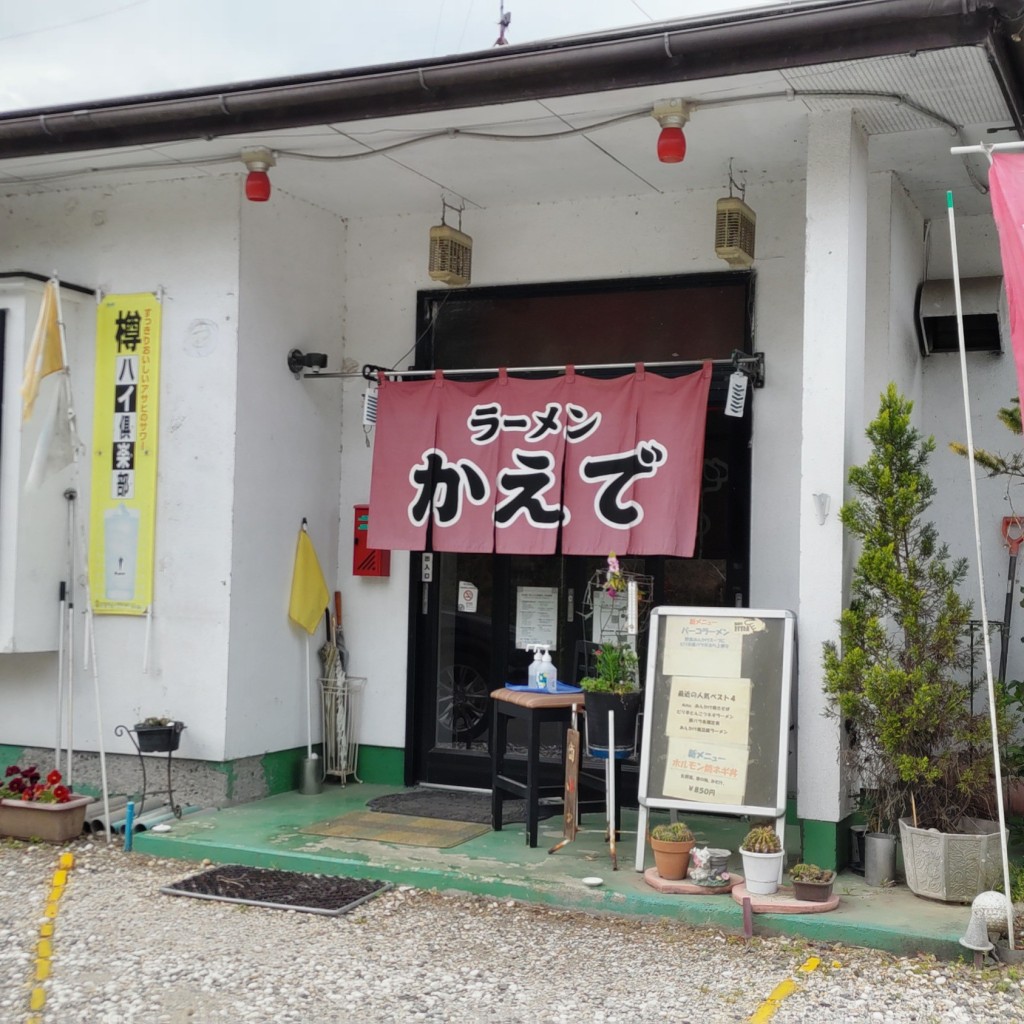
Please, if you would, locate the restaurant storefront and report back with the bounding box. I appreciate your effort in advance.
[372,272,757,792]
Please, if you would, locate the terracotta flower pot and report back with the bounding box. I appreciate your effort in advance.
[650,837,696,880]
[0,796,90,843]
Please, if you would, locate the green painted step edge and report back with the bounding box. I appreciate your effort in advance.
[130,831,961,962]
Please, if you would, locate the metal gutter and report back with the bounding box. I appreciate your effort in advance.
[0,0,1020,159]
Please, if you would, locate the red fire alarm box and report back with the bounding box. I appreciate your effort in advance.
[353,504,391,577]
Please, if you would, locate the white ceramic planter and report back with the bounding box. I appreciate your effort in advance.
[740,849,785,895]
[899,817,1003,903]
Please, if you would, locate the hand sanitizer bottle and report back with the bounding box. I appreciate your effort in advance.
[527,646,542,689]
[537,646,559,692]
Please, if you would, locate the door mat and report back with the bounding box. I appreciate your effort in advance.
[160,864,390,916]
[301,810,491,848]
[366,789,555,825]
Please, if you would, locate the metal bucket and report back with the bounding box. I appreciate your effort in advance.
[299,754,323,795]
[864,832,897,887]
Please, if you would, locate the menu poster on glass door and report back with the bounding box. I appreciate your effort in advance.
[515,586,559,650]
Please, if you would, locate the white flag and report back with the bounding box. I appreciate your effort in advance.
[25,371,79,491]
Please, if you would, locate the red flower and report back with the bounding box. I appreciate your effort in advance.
[8,778,24,793]
[20,791,30,801]
[46,770,62,786]
[52,785,70,803]
[4,765,20,777]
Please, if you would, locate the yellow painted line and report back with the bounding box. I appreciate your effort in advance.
[25,852,76,1023]
[748,956,829,1023]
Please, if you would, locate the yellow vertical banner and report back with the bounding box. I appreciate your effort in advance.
[88,293,161,615]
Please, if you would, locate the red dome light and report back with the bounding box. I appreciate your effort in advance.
[657,126,686,164]
[245,170,271,202]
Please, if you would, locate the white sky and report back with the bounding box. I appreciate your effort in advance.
[0,0,796,113]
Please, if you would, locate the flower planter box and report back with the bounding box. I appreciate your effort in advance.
[0,796,91,842]
[899,816,1003,903]
[792,876,835,902]
[134,721,185,752]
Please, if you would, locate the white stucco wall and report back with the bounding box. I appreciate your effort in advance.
[0,177,241,759]
[225,192,346,758]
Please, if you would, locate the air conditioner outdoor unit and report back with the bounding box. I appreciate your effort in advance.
[915,276,1006,355]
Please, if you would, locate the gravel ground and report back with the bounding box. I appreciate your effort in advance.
[1,837,1022,1024]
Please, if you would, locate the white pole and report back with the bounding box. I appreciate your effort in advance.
[947,189,1014,949]
[55,580,66,774]
[305,637,313,758]
[949,141,1024,156]
[85,592,112,846]
[65,491,76,786]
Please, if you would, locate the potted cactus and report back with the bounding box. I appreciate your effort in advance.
[649,821,696,880]
[790,863,836,902]
[739,824,784,895]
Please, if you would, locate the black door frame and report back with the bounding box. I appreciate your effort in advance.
[403,271,756,788]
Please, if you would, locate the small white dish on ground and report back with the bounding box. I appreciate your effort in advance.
[581,876,603,887]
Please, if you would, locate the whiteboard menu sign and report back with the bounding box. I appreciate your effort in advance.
[637,607,795,822]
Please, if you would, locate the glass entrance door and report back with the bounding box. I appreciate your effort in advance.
[407,271,754,789]
[412,545,746,790]
[414,552,593,788]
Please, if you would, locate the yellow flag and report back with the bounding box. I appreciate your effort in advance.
[21,281,64,421]
[289,526,329,634]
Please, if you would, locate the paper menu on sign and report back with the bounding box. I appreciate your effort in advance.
[662,738,748,805]
[515,586,559,650]
[665,676,752,746]
[662,616,744,677]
